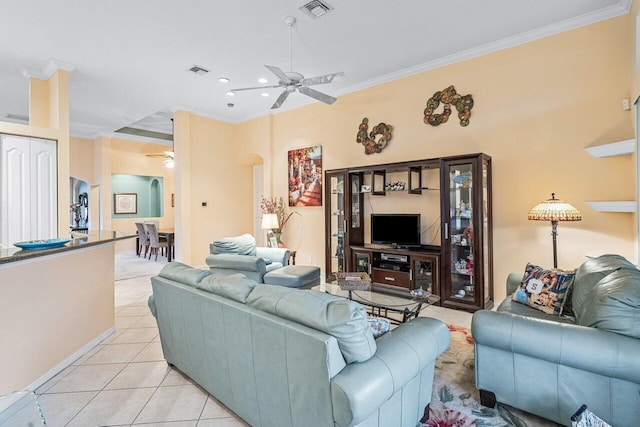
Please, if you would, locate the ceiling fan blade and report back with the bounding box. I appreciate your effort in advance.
[265,65,291,84]
[300,72,346,86]
[271,90,291,109]
[298,86,337,105]
[230,85,282,92]
[146,153,170,158]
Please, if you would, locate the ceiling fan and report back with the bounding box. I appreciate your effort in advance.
[231,16,345,109]
[146,151,174,168]
[144,117,174,168]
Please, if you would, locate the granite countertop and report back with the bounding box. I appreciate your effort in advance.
[0,230,136,265]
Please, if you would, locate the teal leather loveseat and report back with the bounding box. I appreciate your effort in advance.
[148,262,450,427]
[471,254,640,426]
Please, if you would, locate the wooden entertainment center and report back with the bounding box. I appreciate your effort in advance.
[325,153,493,312]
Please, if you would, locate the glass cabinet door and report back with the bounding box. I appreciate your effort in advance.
[412,255,438,295]
[353,250,371,274]
[329,174,345,278]
[447,162,476,304]
[351,174,361,229]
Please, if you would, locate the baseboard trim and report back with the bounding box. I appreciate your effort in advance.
[22,326,116,392]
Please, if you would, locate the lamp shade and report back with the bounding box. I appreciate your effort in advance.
[528,193,582,222]
[261,213,279,230]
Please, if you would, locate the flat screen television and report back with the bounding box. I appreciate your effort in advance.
[371,214,421,248]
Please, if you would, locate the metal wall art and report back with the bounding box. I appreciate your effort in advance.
[423,85,474,127]
[356,118,393,155]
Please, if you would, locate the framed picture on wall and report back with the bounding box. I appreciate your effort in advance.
[114,193,137,214]
[288,145,322,207]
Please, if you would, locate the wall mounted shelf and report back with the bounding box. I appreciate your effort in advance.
[586,201,636,212]
[584,139,634,158]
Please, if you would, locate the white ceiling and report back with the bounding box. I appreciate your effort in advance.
[0,0,631,142]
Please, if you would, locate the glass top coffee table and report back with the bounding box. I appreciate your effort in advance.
[320,282,440,324]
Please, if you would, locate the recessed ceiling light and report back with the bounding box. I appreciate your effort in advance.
[218,77,230,83]
[258,77,268,84]
[226,91,236,97]
[261,93,269,97]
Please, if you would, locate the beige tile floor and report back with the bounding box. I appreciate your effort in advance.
[34,250,472,426]
[35,251,248,427]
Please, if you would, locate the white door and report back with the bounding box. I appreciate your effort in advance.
[1,134,31,248]
[30,138,57,240]
[0,134,57,248]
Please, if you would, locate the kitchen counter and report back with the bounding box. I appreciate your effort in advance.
[0,230,135,265]
[0,231,134,394]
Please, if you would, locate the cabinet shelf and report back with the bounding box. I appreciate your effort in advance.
[452,270,474,277]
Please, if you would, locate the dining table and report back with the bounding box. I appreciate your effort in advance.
[136,228,175,262]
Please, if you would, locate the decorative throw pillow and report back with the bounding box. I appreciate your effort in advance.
[512,263,575,315]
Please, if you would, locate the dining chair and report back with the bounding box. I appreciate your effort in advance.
[135,222,150,258]
[144,222,168,261]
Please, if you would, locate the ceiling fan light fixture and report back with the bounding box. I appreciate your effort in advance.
[164,159,175,169]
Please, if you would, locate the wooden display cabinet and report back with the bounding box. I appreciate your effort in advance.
[325,153,493,312]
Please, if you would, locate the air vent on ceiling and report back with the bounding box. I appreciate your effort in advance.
[187,65,209,75]
[300,0,333,19]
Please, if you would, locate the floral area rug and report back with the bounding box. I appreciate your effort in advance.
[422,325,558,427]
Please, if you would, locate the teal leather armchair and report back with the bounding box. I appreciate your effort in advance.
[472,255,640,426]
[205,234,290,282]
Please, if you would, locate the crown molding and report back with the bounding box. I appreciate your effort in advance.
[331,1,633,98]
[42,59,76,77]
[21,59,76,80]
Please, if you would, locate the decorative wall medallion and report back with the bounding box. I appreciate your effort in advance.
[356,118,393,155]
[423,85,474,127]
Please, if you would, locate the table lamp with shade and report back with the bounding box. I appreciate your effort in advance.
[261,213,279,247]
[528,193,582,269]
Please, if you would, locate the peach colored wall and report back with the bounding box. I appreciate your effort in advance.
[28,78,50,128]
[70,137,96,183]
[183,114,254,265]
[235,115,272,193]
[0,244,115,394]
[107,137,175,251]
[238,15,635,300]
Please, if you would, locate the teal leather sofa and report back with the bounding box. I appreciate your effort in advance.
[205,234,290,283]
[472,254,640,426]
[148,262,450,427]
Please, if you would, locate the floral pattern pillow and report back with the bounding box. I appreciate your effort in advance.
[512,263,575,315]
